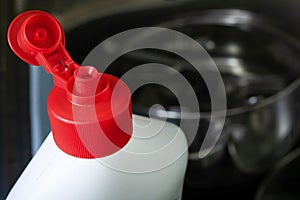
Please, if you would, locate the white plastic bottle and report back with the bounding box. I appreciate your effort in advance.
[6,10,188,200]
[6,115,188,200]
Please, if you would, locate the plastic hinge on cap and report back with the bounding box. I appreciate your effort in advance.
[7,10,132,158]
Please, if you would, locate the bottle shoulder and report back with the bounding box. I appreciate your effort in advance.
[100,114,188,173]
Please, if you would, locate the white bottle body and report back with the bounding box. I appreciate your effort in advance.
[6,114,188,200]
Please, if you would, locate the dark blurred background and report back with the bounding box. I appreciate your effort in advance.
[2,0,300,199]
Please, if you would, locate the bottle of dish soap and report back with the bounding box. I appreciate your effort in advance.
[6,10,188,200]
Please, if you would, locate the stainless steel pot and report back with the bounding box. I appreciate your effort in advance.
[105,9,300,174]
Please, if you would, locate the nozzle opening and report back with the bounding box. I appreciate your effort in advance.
[76,66,98,81]
[34,28,47,42]
[66,66,111,105]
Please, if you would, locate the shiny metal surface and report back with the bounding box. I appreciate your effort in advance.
[227,77,300,173]
[109,9,300,173]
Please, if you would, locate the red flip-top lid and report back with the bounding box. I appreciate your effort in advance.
[7,10,132,158]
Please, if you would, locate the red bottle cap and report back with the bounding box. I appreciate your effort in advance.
[8,10,132,158]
